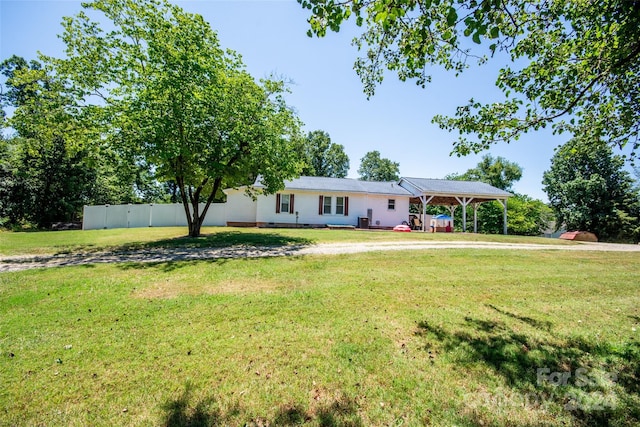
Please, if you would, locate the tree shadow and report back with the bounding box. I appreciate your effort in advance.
[117,258,230,273]
[271,395,363,427]
[487,304,553,332]
[141,231,314,249]
[314,396,363,427]
[162,384,363,427]
[272,403,311,425]
[416,315,640,426]
[162,384,221,427]
[8,231,316,272]
[70,231,315,255]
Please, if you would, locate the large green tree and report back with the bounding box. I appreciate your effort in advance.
[542,138,640,242]
[0,56,99,228]
[300,130,350,177]
[1,54,167,228]
[0,134,17,227]
[299,0,640,158]
[55,0,303,237]
[357,150,400,181]
[447,154,521,191]
[443,155,551,235]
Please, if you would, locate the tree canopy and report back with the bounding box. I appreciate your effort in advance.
[447,154,521,191]
[0,56,100,227]
[299,130,350,178]
[0,51,183,229]
[54,0,303,236]
[357,150,400,181]
[299,0,640,158]
[442,154,550,235]
[542,138,640,242]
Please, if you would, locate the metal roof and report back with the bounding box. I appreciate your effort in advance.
[253,176,412,196]
[358,180,413,196]
[400,177,512,199]
[250,176,511,202]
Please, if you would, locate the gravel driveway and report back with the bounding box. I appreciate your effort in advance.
[1,240,639,273]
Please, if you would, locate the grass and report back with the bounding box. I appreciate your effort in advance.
[0,226,577,256]
[1,236,639,425]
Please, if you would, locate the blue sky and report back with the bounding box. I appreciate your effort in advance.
[1,0,577,201]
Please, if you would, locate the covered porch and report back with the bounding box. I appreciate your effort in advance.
[400,178,512,234]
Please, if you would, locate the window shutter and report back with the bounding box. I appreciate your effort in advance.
[289,194,295,214]
[344,196,349,216]
[276,194,281,214]
[318,195,323,215]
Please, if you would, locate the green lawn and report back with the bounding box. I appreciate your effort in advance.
[0,226,575,256]
[1,231,638,426]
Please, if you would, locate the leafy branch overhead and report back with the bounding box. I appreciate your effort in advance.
[299,0,640,158]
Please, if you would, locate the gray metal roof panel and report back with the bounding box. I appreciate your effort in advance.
[357,180,413,196]
[400,177,512,198]
[254,176,411,196]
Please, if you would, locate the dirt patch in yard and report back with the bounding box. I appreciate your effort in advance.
[133,277,285,299]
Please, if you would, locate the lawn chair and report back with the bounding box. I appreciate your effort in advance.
[410,215,422,230]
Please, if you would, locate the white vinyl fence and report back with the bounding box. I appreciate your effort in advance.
[83,203,226,230]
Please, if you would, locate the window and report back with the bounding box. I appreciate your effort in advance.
[276,193,294,214]
[336,197,344,215]
[323,196,332,215]
[280,194,290,214]
[388,199,396,210]
[319,195,348,216]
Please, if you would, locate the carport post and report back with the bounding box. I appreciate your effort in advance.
[447,205,457,220]
[420,195,434,232]
[473,203,479,233]
[497,199,508,235]
[462,199,466,232]
[454,197,473,232]
[503,199,508,235]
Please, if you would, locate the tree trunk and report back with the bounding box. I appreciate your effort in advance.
[175,173,223,238]
[189,215,203,237]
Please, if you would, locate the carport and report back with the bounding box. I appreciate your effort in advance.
[398,177,512,234]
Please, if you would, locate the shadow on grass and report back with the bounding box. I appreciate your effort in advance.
[416,314,640,426]
[91,231,315,254]
[162,384,222,427]
[118,258,231,273]
[0,231,314,272]
[44,231,314,257]
[163,384,362,427]
[115,252,306,273]
[273,397,362,427]
[487,304,553,332]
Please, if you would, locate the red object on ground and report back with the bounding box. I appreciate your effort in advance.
[393,224,412,232]
[559,231,598,242]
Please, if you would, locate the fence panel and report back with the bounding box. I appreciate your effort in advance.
[82,205,106,230]
[82,203,227,230]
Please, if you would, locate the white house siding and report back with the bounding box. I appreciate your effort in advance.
[224,189,258,226]
[250,190,409,228]
[364,194,410,228]
[256,191,359,227]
